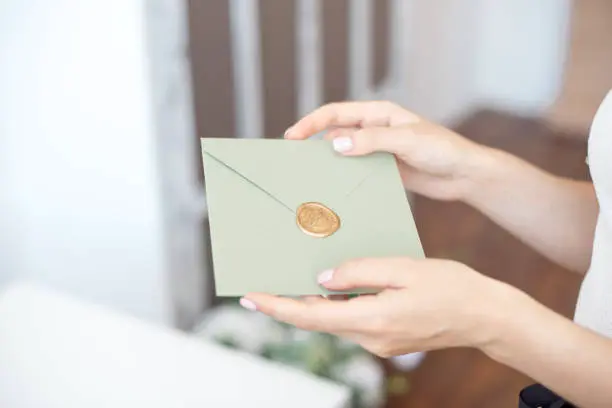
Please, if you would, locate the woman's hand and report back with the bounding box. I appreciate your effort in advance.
[284,101,495,201]
[241,262,612,408]
[240,257,517,357]
[285,100,599,273]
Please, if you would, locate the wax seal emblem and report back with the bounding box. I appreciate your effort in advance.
[296,202,340,238]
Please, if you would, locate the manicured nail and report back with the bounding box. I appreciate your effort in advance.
[317,269,335,284]
[283,127,293,138]
[333,136,353,153]
[239,298,257,311]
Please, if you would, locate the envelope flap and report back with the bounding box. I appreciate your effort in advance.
[201,138,393,211]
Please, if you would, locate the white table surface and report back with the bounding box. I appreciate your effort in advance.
[0,282,350,408]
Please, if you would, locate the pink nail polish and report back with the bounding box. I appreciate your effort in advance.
[317,269,335,284]
[240,298,257,311]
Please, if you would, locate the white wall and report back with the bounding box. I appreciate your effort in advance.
[471,0,572,115]
[398,0,572,124]
[398,0,480,124]
[0,0,205,325]
[0,137,23,288]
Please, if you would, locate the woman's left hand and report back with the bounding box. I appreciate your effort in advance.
[240,257,518,357]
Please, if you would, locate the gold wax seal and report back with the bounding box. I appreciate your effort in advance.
[296,202,340,238]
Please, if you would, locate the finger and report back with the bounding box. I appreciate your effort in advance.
[299,294,350,303]
[324,127,359,141]
[300,294,348,302]
[317,258,415,291]
[241,293,370,333]
[329,125,424,156]
[284,101,419,140]
[301,295,327,304]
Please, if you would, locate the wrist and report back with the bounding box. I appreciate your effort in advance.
[475,281,546,359]
[451,276,522,349]
[458,145,513,205]
[470,277,530,352]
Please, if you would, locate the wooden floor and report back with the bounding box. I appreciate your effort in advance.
[385,111,590,408]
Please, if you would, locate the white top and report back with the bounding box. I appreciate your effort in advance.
[574,89,612,337]
[0,283,350,408]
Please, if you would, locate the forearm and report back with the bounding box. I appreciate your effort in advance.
[482,287,612,408]
[465,147,598,273]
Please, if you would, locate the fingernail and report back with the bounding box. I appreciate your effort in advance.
[317,269,335,284]
[283,127,293,138]
[333,136,353,153]
[239,298,257,311]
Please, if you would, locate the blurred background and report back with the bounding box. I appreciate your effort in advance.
[1,0,611,407]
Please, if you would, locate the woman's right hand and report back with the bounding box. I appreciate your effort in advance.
[284,101,496,202]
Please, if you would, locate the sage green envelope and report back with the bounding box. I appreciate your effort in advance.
[201,138,425,296]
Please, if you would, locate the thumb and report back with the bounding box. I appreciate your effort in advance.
[318,257,414,291]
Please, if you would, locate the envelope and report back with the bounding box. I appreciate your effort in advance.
[201,138,424,296]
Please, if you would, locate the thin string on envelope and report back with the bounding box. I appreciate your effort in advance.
[203,152,295,214]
